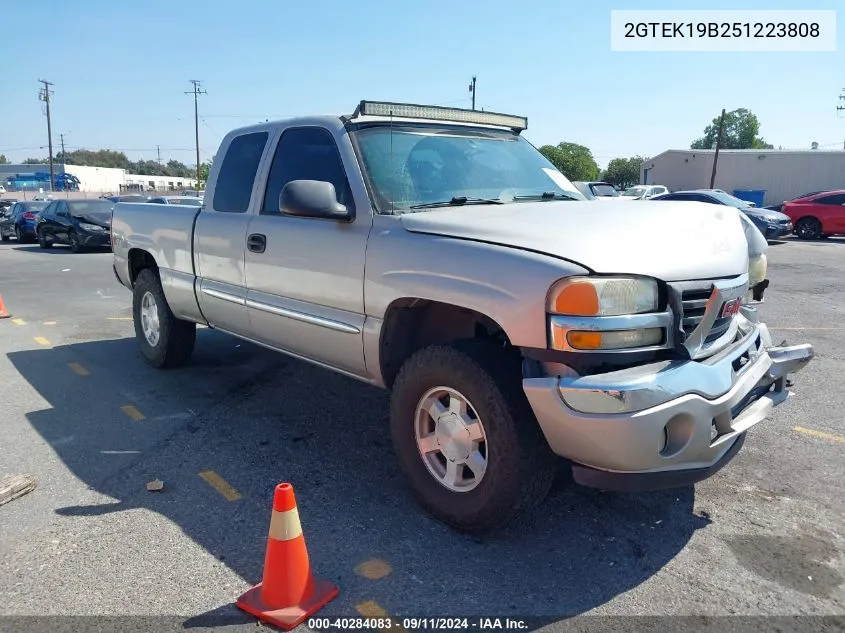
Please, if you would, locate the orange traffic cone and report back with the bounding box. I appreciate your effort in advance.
[236,483,339,630]
[0,294,10,319]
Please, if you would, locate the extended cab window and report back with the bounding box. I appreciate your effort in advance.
[212,131,269,213]
[261,127,354,215]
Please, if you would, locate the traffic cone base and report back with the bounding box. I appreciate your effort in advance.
[0,294,10,319]
[236,577,339,630]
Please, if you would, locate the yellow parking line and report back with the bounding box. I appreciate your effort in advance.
[355,558,393,580]
[68,362,90,376]
[120,404,145,421]
[794,426,845,445]
[33,336,50,346]
[772,327,845,331]
[198,470,242,501]
[107,317,133,321]
[11,318,26,326]
[43,321,57,325]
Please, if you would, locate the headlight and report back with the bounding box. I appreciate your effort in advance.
[748,253,767,286]
[79,223,104,232]
[547,276,659,316]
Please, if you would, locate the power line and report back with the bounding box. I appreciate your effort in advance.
[185,80,207,184]
[37,79,54,191]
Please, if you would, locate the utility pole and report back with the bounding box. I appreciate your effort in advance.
[156,145,162,165]
[38,79,55,192]
[837,89,845,148]
[468,76,477,110]
[185,80,206,186]
[59,133,67,162]
[709,108,726,189]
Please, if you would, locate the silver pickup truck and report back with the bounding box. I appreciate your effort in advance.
[111,100,814,534]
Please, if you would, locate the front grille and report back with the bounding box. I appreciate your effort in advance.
[680,284,732,345]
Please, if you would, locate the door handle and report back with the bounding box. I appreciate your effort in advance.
[247,233,266,253]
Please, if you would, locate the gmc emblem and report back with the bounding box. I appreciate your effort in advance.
[721,298,742,318]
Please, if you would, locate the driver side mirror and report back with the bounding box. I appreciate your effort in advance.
[279,180,353,222]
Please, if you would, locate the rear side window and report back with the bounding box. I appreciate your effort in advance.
[261,127,353,215]
[212,131,269,213]
[815,193,845,205]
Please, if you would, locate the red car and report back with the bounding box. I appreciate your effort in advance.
[783,190,845,240]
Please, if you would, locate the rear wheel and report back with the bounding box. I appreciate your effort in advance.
[795,217,821,240]
[132,268,196,368]
[389,339,557,534]
[14,226,24,242]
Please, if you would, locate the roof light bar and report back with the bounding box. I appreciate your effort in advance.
[352,100,527,132]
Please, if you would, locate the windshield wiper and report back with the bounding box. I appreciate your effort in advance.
[409,196,503,210]
[512,191,581,202]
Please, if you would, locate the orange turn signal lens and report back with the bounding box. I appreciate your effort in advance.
[549,280,600,316]
[566,331,603,349]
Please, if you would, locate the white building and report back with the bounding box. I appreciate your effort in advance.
[641,149,845,206]
[0,163,197,194]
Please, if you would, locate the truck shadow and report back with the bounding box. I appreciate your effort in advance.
[8,332,708,625]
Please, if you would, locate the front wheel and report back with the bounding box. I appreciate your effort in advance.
[389,339,557,534]
[37,229,52,249]
[132,268,196,368]
[68,229,83,252]
[795,217,821,240]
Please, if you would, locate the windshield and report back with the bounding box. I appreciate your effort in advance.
[23,202,48,212]
[69,200,113,222]
[591,184,618,197]
[351,125,586,213]
[622,186,647,197]
[705,190,751,208]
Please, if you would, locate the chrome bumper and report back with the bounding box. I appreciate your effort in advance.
[522,320,814,485]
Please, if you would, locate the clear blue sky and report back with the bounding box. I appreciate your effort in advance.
[0,0,842,168]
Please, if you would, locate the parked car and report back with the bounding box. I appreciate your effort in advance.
[650,189,793,240]
[146,195,203,206]
[765,190,831,212]
[35,198,114,252]
[619,184,669,200]
[0,200,49,242]
[782,189,845,240]
[110,99,813,534]
[571,181,619,200]
[103,194,149,203]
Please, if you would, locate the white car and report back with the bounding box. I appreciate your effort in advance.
[619,185,669,200]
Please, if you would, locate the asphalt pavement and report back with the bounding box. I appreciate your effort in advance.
[0,237,843,631]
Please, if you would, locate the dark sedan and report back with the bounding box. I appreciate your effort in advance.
[650,189,793,240]
[35,199,114,252]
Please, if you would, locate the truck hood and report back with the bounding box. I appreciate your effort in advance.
[399,200,750,281]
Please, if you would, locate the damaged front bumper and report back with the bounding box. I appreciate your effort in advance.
[522,317,814,492]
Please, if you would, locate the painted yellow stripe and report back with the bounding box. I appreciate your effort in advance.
[68,362,90,376]
[43,321,57,325]
[772,327,845,331]
[794,426,845,445]
[107,317,133,321]
[355,558,393,580]
[12,318,26,326]
[198,470,242,501]
[33,336,50,346]
[120,404,145,421]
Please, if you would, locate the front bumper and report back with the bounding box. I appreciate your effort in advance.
[79,231,111,248]
[522,318,814,491]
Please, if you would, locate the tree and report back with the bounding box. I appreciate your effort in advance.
[198,159,212,184]
[0,154,9,164]
[538,142,600,182]
[602,156,647,189]
[23,158,48,164]
[691,108,773,150]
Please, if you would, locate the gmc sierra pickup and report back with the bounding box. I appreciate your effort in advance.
[111,100,814,534]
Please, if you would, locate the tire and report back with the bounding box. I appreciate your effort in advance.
[14,226,23,243]
[795,217,821,240]
[38,229,52,249]
[132,268,196,368]
[389,339,557,535]
[68,229,83,253]
[1,232,9,242]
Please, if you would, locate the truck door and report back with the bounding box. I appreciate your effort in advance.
[243,124,372,377]
[194,129,271,335]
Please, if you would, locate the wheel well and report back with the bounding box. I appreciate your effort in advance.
[128,249,158,286]
[379,298,510,390]
[795,215,820,225]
